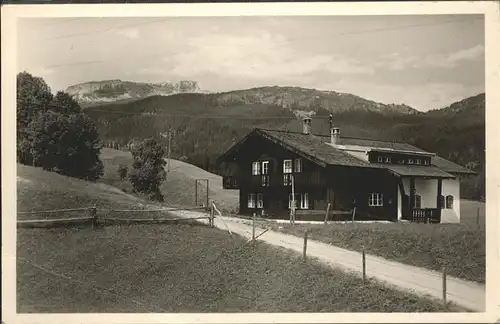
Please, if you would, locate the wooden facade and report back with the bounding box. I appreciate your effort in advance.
[221,133,403,221]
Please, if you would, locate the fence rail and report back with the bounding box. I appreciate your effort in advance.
[17,205,211,229]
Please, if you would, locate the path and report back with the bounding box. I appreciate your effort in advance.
[169,209,486,312]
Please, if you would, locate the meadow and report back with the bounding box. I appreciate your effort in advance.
[266,200,485,283]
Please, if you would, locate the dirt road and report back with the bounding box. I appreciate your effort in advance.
[170,209,486,312]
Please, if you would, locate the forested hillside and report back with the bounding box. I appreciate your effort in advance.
[84,91,485,199]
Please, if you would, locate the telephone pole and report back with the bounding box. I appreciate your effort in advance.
[160,128,172,175]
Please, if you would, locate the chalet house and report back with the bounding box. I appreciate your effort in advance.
[217,116,476,223]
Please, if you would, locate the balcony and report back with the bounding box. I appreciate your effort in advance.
[411,208,441,223]
[248,171,326,188]
[222,176,239,189]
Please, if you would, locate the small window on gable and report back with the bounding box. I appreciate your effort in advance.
[377,156,383,163]
[294,158,302,173]
[261,175,269,187]
[446,195,454,209]
[283,174,292,186]
[252,162,261,175]
[247,193,256,208]
[283,159,292,174]
[439,195,445,209]
[300,193,309,209]
[256,193,263,208]
[261,161,269,174]
[368,193,383,207]
[414,194,422,208]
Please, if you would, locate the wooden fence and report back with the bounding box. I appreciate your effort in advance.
[17,205,213,229]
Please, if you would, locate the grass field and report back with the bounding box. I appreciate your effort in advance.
[267,200,485,283]
[18,224,458,313]
[16,164,457,312]
[99,148,239,212]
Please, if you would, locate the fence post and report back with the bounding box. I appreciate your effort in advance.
[303,230,308,261]
[252,213,256,241]
[351,207,356,224]
[324,203,331,225]
[362,248,366,282]
[476,207,480,228]
[194,180,198,206]
[206,180,209,210]
[90,205,97,229]
[442,266,447,309]
[210,202,215,228]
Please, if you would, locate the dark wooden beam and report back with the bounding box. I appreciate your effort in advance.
[436,178,443,209]
[409,177,415,211]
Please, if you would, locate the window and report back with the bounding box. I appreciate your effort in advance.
[446,195,454,209]
[262,161,269,174]
[283,159,292,174]
[377,156,383,163]
[399,159,406,164]
[414,194,422,208]
[439,195,445,209]
[283,174,292,186]
[247,193,256,208]
[424,159,429,165]
[368,193,384,207]
[408,159,414,165]
[289,193,309,209]
[416,159,421,165]
[261,175,269,187]
[294,158,302,173]
[385,157,392,163]
[252,162,261,175]
[300,193,309,209]
[257,193,263,208]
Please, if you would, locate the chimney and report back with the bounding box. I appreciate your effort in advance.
[302,117,312,135]
[329,114,340,145]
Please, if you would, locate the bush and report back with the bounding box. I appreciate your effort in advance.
[129,138,166,201]
[117,164,128,181]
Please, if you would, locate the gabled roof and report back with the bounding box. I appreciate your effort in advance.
[218,128,475,176]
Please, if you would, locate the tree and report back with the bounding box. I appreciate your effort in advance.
[17,71,54,164]
[23,110,104,181]
[129,138,166,201]
[118,164,129,181]
[50,91,82,115]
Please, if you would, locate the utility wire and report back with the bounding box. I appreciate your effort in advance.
[39,17,482,70]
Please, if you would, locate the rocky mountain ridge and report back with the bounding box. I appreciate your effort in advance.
[65,79,204,104]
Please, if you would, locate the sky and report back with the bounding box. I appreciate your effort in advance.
[17,15,485,111]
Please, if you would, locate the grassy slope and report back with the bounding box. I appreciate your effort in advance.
[99,148,239,212]
[16,164,454,312]
[268,202,485,283]
[18,225,456,313]
[17,164,145,219]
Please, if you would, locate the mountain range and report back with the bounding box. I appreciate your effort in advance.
[65,79,204,105]
[66,80,418,115]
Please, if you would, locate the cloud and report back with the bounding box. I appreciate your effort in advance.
[115,28,140,39]
[166,32,374,81]
[378,45,485,71]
